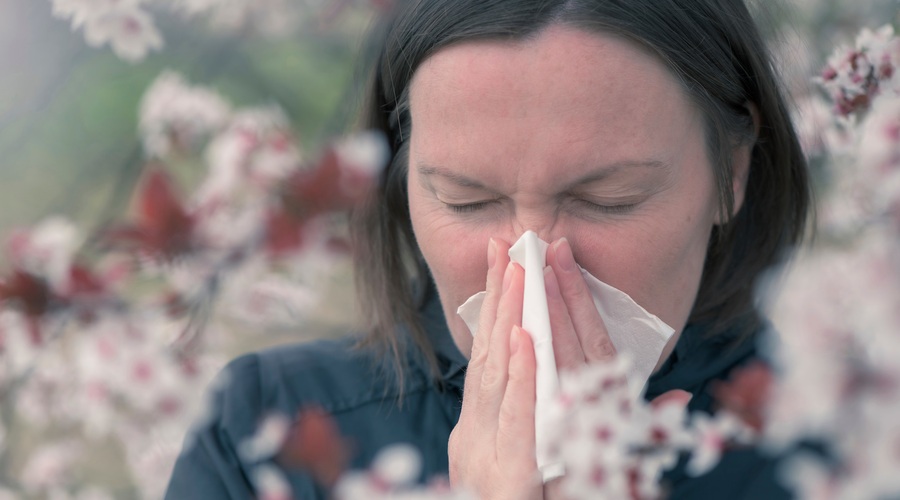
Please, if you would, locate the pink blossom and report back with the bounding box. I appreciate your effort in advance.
[816,25,900,117]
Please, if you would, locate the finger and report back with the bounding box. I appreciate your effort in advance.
[475,261,524,426]
[543,265,584,371]
[547,238,616,362]
[497,326,537,465]
[464,238,511,406]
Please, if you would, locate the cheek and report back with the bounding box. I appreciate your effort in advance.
[570,203,715,331]
[409,189,492,304]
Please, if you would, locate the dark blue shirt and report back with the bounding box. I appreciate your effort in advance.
[166,289,791,499]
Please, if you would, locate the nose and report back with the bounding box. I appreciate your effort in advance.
[510,211,561,245]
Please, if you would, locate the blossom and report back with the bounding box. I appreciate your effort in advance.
[0,310,45,382]
[239,413,292,463]
[792,95,854,158]
[139,71,232,158]
[369,444,423,487]
[19,441,81,494]
[334,445,474,500]
[82,5,163,62]
[196,106,300,211]
[6,217,79,288]
[52,0,164,62]
[858,94,900,197]
[817,25,900,117]
[686,412,749,477]
[253,464,294,500]
[541,357,700,500]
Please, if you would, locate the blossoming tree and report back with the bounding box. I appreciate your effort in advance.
[1,1,899,499]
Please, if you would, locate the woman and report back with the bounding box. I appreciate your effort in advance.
[166,0,810,498]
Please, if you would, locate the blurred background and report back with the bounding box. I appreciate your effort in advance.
[0,0,374,242]
[0,0,899,498]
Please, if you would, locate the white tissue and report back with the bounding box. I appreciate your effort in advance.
[456,231,675,482]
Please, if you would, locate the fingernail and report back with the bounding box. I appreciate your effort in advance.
[502,262,514,293]
[510,325,520,354]
[543,266,560,298]
[555,238,575,272]
[487,238,498,269]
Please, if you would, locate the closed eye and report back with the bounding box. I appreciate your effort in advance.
[575,199,639,215]
[445,200,496,214]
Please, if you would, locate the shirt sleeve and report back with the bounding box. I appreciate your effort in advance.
[165,354,263,500]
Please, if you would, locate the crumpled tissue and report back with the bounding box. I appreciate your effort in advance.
[456,231,675,482]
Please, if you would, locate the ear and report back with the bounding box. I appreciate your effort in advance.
[716,102,758,224]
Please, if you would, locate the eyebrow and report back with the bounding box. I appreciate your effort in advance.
[560,160,670,191]
[417,160,669,191]
[417,164,491,189]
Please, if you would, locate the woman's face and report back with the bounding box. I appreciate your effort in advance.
[407,25,747,357]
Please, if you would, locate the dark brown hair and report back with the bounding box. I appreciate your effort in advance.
[351,0,810,379]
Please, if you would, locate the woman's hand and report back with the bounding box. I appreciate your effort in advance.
[449,236,688,498]
[449,236,622,499]
[448,238,543,499]
[543,237,619,371]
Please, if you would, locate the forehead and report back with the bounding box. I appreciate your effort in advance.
[413,26,674,102]
[407,25,701,180]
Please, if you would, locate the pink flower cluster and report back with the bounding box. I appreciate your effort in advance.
[797,26,900,235]
[817,26,900,117]
[539,358,753,500]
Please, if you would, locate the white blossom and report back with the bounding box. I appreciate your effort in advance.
[370,444,424,487]
[7,217,79,292]
[73,4,163,62]
[332,131,390,178]
[196,105,300,209]
[238,413,291,463]
[253,464,293,500]
[334,446,475,500]
[139,71,232,158]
